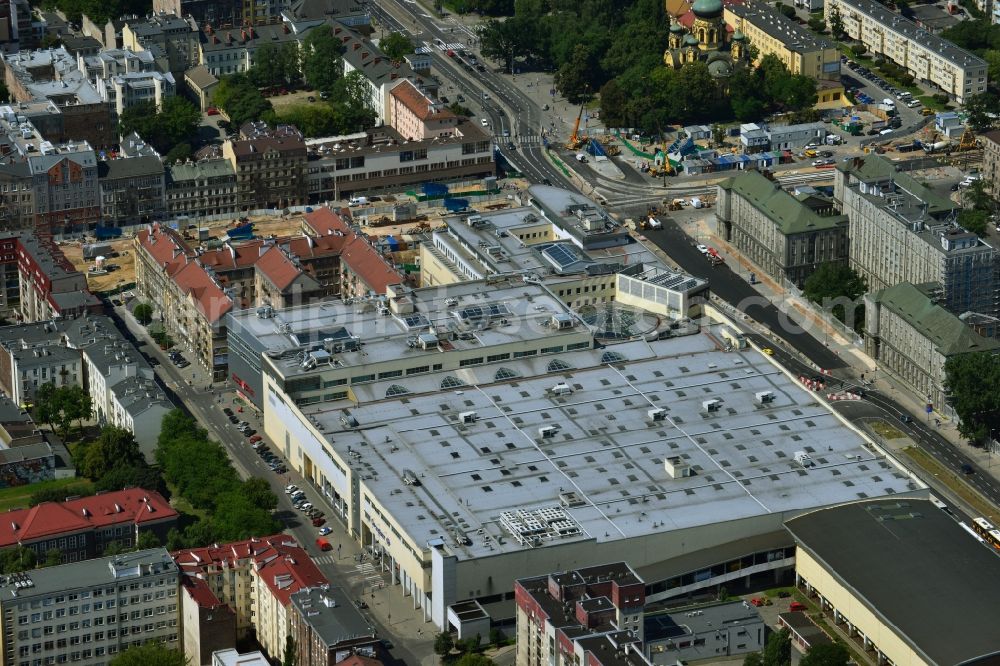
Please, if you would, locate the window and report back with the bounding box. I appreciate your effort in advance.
[440,376,465,389]
[494,367,518,381]
[486,353,510,362]
[601,351,626,363]
[458,357,483,367]
[547,359,572,372]
[385,384,409,397]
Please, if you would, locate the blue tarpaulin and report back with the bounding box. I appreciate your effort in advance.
[95,227,122,240]
[422,182,449,197]
[444,198,469,212]
[385,236,400,251]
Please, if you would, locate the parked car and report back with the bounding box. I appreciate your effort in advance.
[312,517,326,527]
[206,107,220,116]
[789,601,806,611]
[285,484,299,494]
[319,526,332,536]
[228,415,240,424]
[223,407,233,416]
[961,463,975,475]
[243,429,256,438]
[249,434,262,443]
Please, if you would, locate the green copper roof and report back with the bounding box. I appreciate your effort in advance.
[670,22,685,32]
[692,0,723,16]
[719,170,848,235]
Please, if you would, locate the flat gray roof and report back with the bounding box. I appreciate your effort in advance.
[302,329,917,561]
[246,278,585,378]
[0,549,176,601]
[646,600,763,642]
[786,499,1000,665]
[289,586,376,646]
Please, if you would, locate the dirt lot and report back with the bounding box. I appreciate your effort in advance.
[267,90,319,111]
[59,237,136,293]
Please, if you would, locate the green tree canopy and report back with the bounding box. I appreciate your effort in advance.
[762,627,791,666]
[0,546,36,574]
[802,262,867,327]
[799,642,850,666]
[455,654,495,666]
[79,427,145,481]
[434,631,454,656]
[213,75,274,129]
[33,384,93,439]
[132,303,153,326]
[248,43,301,88]
[118,97,200,155]
[945,352,1000,443]
[109,642,188,666]
[962,92,998,132]
[379,32,415,61]
[302,26,344,93]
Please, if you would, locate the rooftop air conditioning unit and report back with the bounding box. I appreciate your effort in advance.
[648,408,667,421]
[664,456,691,479]
[538,425,559,438]
[702,398,722,412]
[459,410,477,424]
[755,390,775,405]
[549,383,573,396]
[402,469,420,486]
[794,451,815,468]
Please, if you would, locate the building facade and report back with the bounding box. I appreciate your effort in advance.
[97,137,166,228]
[864,281,1000,416]
[223,123,307,211]
[725,0,840,80]
[981,129,1000,197]
[0,548,180,664]
[121,13,200,76]
[16,234,100,323]
[165,158,239,219]
[835,155,998,318]
[388,80,459,140]
[717,170,850,286]
[288,587,378,666]
[825,0,988,102]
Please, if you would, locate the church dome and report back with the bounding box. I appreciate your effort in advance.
[708,58,732,77]
[683,34,700,46]
[691,0,724,18]
[670,22,685,33]
[732,29,746,41]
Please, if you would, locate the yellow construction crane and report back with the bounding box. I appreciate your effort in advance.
[566,105,587,150]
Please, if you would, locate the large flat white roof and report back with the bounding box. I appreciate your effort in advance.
[302,328,917,560]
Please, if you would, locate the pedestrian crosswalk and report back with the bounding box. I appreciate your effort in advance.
[496,135,544,146]
[314,554,337,565]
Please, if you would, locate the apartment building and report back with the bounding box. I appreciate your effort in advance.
[725,0,840,79]
[865,282,1000,416]
[0,489,177,563]
[388,80,459,140]
[121,13,200,76]
[825,0,987,102]
[165,158,239,218]
[0,234,18,314]
[199,20,322,77]
[16,234,100,323]
[0,47,113,148]
[304,122,493,201]
[835,155,998,318]
[287,586,378,666]
[0,397,74,488]
[223,123,307,210]
[717,170,850,286]
[174,535,327,665]
[337,25,418,124]
[0,548,180,665]
[981,130,1000,197]
[97,133,166,228]
[152,0,241,25]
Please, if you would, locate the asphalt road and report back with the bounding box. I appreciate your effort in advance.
[639,220,847,372]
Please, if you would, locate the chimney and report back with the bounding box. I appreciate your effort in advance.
[353,43,360,50]
[241,29,247,41]
[374,57,381,65]
[361,51,369,60]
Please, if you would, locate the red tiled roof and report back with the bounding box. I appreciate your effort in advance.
[173,534,327,608]
[255,245,305,291]
[181,575,225,609]
[285,233,348,259]
[172,260,233,324]
[390,80,455,122]
[198,240,268,271]
[0,488,176,548]
[303,207,352,236]
[341,235,402,294]
[137,224,190,277]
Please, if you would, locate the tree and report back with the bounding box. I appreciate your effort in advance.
[802,262,867,327]
[555,44,595,104]
[80,427,144,480]
[32,384,93,439]
[712,123,726,147]
[455,655,494,666]
[598,79,629,128]
[851,43,867,57]
[248,43,300,88]
[42,548,63,568]
[808,17,826,33]
[241,478,279,511]
[136,530,161,550]
[380,32,414,61]
[282,635,297,666]
[213,75,274,129]
[0,546,36,574]
[744,653,764,666]
[302,26,344,93]
[164,143,193,164]
[132,302,153,326]
[799,642,850,666]
[945,352,1000,443]
[964,92,999,132]
[434,631,454,657]
[477,19,520,72]
[30,483,93,506]
[959,208,990,236]
[118,97,200,155]
[761,627,791,666]
[829,4,845,38]
[109,642,188,666]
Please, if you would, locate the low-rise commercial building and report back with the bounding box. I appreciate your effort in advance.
[717,169,849,286]
[0,488,177,563]
[864,281,1000,416]
[288,586,378,666]
[0,548,180,663]
[725,0,840,79]
[825,0,987,102]
[304,121,493,201]
[835,155,998,318]
[786,498,1000,665]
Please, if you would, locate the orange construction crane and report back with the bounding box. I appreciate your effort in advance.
[566,105,586,150]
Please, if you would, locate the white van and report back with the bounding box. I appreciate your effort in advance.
[348,196,368,206]
[480,118,489,127]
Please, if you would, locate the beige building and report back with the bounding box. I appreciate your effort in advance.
[864,281,999,416]
[981,129,1000,197]
[725,0,841,80]
[223,122,307,211]
[388,80,459,140]
[787,499,1000,666]
[717,170,850,286]
[174,535,327,665]
[825,0,987,102]
[122,13,200,76]
[165,158,239,218]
